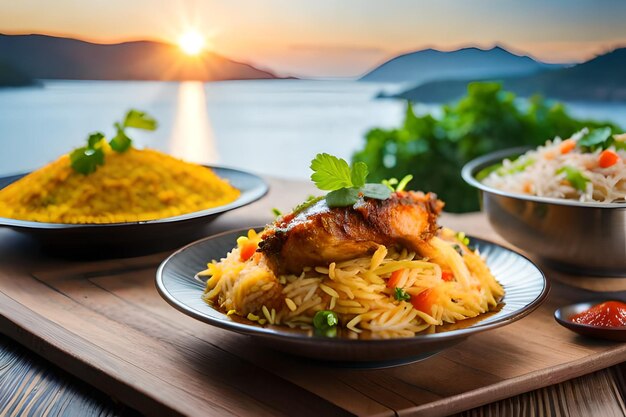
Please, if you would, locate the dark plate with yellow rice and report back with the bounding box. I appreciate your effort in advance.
[156,228,549,367]
[0,167,268,255]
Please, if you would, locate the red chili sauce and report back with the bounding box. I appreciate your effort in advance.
[570,301,626,328]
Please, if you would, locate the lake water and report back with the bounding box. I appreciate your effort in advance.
[1,80,625,179]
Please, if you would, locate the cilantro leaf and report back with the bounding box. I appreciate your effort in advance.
[87,132,105,148]
[350,161,368,188]
[70,146,105,175]
[578,127,612,152]
[326,187,360,208]
[394,288,411,302]
[123,109,158,131]
[69,109,157,174]
[109,122,132,153]
[556,166,589,191]
[310,153,353,191]
[307,153,394,210]
[361,183,392,200]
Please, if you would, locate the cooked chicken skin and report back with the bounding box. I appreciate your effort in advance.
[258,191,443,274]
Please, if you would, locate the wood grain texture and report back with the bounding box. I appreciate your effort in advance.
[0,334,138,417]
[0,178,625,417]
[0,337,624,417]
[455,363,626,417]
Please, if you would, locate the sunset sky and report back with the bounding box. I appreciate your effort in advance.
[2,0,626,77]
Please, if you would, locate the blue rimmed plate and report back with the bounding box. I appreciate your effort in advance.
[156,228,549,367]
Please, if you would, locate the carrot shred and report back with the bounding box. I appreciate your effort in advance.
[560,139,576,154]
[387,269,404,288]
[599,150,620,168]
[410,288,436,313]
[441,270,454,281]
[240,241,257,261]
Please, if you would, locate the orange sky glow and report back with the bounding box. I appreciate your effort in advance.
[2,0,626,77]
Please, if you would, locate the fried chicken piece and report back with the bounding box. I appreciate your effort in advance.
[258,191,443,274]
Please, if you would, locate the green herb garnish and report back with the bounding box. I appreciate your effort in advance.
[70,132,105,175]
[476,157,536,182]
[503,158,536,175]
[456,232,470,246]
[313,310,339,337]
[395,175,413,192]
[292,195,324,214]
[311,153,362,190]
[123,109,158,131]
[382,175,413,192]
[453,244,463,255]
[394,287,411,302]
[109,122,133,153]
[382,177,398,191]
[110,110,158,153]
[70,109,158,174]
[325,187,361,208]
[556,166,589,191]
[578,127,612,152]
[310,153,391,208]
[476,163,503,181]
[271,208,282,218]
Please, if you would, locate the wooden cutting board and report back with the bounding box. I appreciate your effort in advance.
[0,178,624,417]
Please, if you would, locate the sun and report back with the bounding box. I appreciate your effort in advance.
[178,30,205,56]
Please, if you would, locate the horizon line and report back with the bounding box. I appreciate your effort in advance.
[2,31,625,79]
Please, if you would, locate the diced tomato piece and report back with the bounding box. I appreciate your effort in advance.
[410,288,437,313]
[599,150,620,168]
[560,139,576,154]
[239,241,257,261]
[387,269,404,288]
[441,270,454,281]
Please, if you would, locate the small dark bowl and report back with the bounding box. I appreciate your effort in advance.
[554,301,626,342]
[462,147,626,277]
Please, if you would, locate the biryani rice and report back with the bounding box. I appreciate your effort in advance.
[0,145,240,223]
[201,228,504,339]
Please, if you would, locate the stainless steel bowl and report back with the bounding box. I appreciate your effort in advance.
[462,147,626,277]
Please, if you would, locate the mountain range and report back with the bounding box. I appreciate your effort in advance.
[0,34,277,84]
[1,34,624,102]
[360,46,562,84]
[393,47,626,102]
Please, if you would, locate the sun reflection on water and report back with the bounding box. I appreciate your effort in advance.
[169,81,217,164]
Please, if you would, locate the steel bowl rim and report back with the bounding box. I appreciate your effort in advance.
[462,147,626,209]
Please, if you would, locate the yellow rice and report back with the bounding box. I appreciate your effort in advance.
[0,145,240,224]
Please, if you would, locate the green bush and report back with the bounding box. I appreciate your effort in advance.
[353,82,620,212]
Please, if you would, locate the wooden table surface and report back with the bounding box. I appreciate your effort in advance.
[0,177,625,416]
